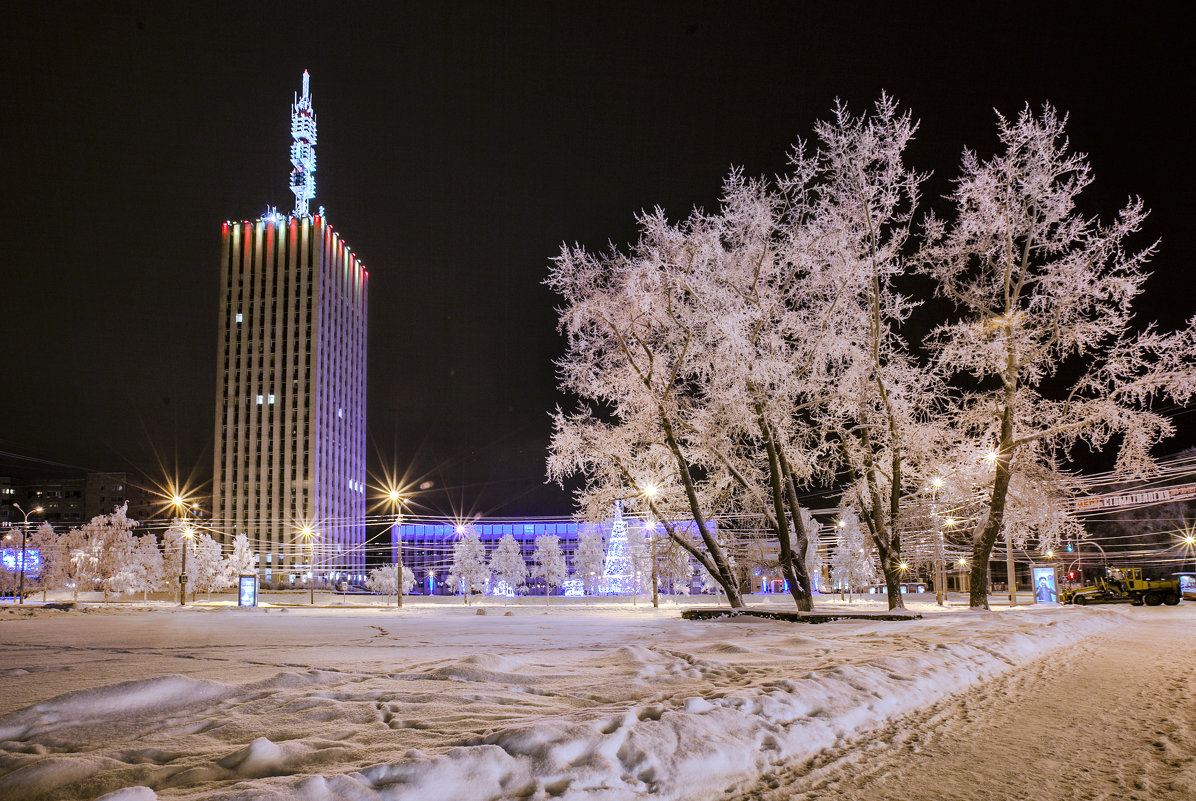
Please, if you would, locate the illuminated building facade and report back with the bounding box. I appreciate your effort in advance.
[390,514,711,596]
[212,72,368,584]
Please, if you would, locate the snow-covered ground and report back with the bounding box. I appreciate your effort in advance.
[0,595,1189,801]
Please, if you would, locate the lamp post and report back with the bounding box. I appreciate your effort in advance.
[169,495,198,606]
[386,489,405,608]
[298,524,316,605]
[179,524,196,605]
[12,503,43,604]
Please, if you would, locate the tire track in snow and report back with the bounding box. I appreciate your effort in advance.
[723,607,1196,801]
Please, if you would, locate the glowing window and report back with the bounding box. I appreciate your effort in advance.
[236,313,243,323]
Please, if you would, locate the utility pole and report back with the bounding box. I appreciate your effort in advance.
[170,495,197,606]
[386,488,405,608]
[12,503,43,604]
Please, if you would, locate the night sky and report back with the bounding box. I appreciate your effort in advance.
[3,3,1193,516]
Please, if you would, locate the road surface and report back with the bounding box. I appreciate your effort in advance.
[723,606,1196,801]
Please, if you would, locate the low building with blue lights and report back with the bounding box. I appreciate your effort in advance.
[390,513,713,596]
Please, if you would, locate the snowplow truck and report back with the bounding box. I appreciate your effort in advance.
[1062,567,1181,606]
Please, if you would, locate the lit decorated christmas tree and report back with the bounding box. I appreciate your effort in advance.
[602,501,635,593]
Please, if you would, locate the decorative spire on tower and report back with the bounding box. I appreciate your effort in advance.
[289,71,317,218]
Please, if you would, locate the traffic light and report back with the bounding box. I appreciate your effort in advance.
[1068,571,1076,581]
[1066,542,1074,552]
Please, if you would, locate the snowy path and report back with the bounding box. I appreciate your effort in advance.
[723,605,1196,801]
[0,599,1177,800]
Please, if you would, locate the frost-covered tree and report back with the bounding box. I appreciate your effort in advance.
[0,549,14,598]
[627,535,652,602]
[223,533,258,583]
[70,548,95,598]
[2,526,35,600]
[831,507,877,597]
[656,537,695,595]
[447,527,490,604]
[27,522,59,601]
[487,533,528,595]
[365,563,414,602]
[573,527,606,596]
[921,104,1196,608]
[530,535,568,604]
[546,187,803,608]
[75,502,139,602]
[41,526,88,601]
[675,168,847,613]
[190,533,230,598]
[547,107,923,612]
[800,506,823,594]
[108,534,166,600]
[546,206,755,607]
[803,96,943,611]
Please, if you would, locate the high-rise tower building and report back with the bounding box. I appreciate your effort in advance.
[212,72,368,585]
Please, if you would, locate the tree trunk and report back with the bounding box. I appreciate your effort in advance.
[856,435,906,611]
[969,388,1017,609]
[659,413,744,607]
[755,404,812,611]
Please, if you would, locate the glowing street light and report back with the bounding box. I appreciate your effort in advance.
[12,503,43,604]
[1180,529,1196,572]
[297,524,317,605]
[385,487,406,608]
[169,494,199,606]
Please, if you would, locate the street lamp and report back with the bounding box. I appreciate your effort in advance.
[298,524,317,605]
[169,494,199,606]
[179,524,197,605]
[386,488,406,608]
[12,503,43,604]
